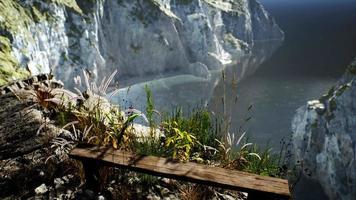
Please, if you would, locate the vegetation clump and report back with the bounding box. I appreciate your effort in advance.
[31,69,288,178]
[22,69,289,199]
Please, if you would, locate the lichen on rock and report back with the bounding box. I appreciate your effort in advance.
[0,0,85,86]
[291,58,356,200]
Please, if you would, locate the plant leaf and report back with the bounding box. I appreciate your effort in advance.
[248,153,261,160]
[240,143,253,150]
[236,131,246,147]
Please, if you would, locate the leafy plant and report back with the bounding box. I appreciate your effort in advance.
[179,184,213,200]
[35,70,148,153]
[161,107,219,160]
[80,69,118,96]
[32,66,287,189]
[133,137,166,157]
[244,143,285,177]
[112,113,140,149]
[45,121,97,163]
[144,85,156,135]
[165,121,197,161]
[215,131,260,170]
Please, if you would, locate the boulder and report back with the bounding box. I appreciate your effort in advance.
[291,59,356,199]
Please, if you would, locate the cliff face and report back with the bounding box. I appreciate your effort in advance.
[0,0,283,88]
[291,59,356,200]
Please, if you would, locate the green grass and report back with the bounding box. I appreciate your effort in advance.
[243,144,283,177]
[132,87,288,177]
[35,70,288,179]
[162,107,219,150]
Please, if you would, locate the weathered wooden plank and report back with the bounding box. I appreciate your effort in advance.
[69,146,290,198]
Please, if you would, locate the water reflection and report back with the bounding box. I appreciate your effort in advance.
[209,75,336,148]
[111,40,283,132]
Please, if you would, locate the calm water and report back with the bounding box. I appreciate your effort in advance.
[112,1,356,199]
[215,2,356,199]
[208,0,356,149]
[115,0,356,151]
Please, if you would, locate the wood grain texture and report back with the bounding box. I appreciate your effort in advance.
[69,146,290,198]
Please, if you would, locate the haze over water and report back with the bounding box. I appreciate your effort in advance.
[209,0,356,148]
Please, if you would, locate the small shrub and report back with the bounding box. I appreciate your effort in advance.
[144,85,157,137]
[179,184,214,200]
[216,132,259,170]
[164,122,197,161]
[243,144,282,177]
[161,107,220,160]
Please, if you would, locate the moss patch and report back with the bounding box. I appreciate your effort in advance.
[0,0,84,85]
[49,0,83,15]
[0,0,34,34]
[0,0,83,33]
[0,36,29,86]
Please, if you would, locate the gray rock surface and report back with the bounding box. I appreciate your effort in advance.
[291,59,356,200]
[0,83,81,198]
[35,183,48,195]
[0,77,245,199]
[2,0,283,88]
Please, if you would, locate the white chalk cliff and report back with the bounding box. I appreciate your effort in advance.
[0,0,283,108]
